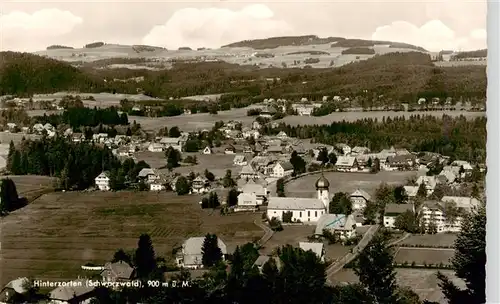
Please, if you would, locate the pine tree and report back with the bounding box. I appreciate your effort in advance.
[134,234,157,280]
[437,204,485,304]
[201,234,223,268]
[354,231,399,303]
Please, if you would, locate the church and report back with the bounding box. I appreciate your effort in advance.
[266,174,330,224]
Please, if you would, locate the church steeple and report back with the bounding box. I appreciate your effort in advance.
[315,171,330,212]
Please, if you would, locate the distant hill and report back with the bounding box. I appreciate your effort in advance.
[222,35,427,52]
[46,45,74,50]
[0,52,104,96]
[341,47,376,55]
[452,49,487,59]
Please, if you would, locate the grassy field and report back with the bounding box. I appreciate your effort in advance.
[400,234,457,247]
[0,191,263,285]
[331,269,464,303]
[2,175,56,202]
[394,248,454,265]
[286,171,420,198]
[0,132,41,144]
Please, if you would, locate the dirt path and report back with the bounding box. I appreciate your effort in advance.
[254,219,274,246]
[326,224,380,284]
[390,232,411,246]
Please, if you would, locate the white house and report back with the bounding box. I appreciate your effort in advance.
[148,143,164,152]
[416,176,437,196]
[241,180,267,204]
[95,171,111,191]
[335,144,352,155]
[233,155,247,166]
[191,176,209,194]
[176,237,227,269]
[298,242,325,262]
[383,204,415,228]
[276,131,288,140]
[271,161,294,178]
[202,146,212,155]
[314,213,357,240]
[160,137,183,151]
[150,180,166,191]
[350,189,371,211]
[240,165,259,180]
[266,175,330,224]
[236,192,259,212]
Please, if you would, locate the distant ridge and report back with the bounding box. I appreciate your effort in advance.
[222,35,427,52]
[46,45,74,50]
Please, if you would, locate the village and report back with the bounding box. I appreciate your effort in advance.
[0,113,484,303]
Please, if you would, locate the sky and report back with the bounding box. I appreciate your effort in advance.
[0,0,487,53]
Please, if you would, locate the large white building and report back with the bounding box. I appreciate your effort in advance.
[419,197,480,233]
[176,237,227,269]
[267,175,330,224]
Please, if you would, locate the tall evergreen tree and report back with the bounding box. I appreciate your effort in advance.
[354,231,399,303]
[201,234,223,268]
[134,234,157,280]
[437,204,485,304]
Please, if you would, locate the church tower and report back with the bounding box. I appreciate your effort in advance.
[315,173,330,212]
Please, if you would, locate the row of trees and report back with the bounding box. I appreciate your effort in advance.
[1,52,485,105]
[6,138,149,190]
[264,115,486,162]
[34,106,129,128]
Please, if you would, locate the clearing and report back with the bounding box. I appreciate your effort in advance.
[400,233,457,248]
[286,171,420,198]
[331,269,464,303]
[394,248,454,265]
[0,191,263,285]
[3,175,56,202]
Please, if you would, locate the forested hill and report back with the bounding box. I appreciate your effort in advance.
[0,51,486,101]
[0,52,105,96]
[221,35,427,51]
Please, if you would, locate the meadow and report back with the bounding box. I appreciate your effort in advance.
[0,191,263,285]
[394,248,454,265]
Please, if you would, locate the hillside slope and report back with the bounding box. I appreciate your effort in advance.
[222,35,427,52]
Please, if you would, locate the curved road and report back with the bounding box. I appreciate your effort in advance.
[326,224,380,284]
[254,219,274,246]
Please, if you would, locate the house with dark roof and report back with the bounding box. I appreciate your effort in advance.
[350,189,371,211]
[101,261,135,283]
[271,161,294,178]
[315,213,357,239]
[385,154,416,171]
[383,203,415,228]
[335,156,358,172]
[48,279,96,304]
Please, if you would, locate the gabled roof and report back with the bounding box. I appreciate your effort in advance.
[240,165,257,175]
[193,176,208,183]
[102,261,134,280]
[49,279,95,301]
[160,137,180,144]
[2,277,29,294]
[335,156,356,167]
[350,189,371,201]
[403,186,419,197]
[242,181,266,195]
[268,197,325,211]
[441,196,480,210]
[298,242,324,258]
[315,214,356,234]
[96,171,110,179]
[233,155,246,162]
[138,168,156,177]
[276,161,294,171]
[183,237,227,255]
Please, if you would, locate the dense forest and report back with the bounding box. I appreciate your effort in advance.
[0,51,486,104]
[268,114,486,162]
[341,47,376,55]
[221,35,426,51]
[34,107,129,128]
[452,49,487,59]
[6,138,147,190]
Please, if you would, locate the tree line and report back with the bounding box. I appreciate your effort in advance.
[265,114,486,162]
[34,107,129,129]
[0,51,485,105]
[6,137,149,190]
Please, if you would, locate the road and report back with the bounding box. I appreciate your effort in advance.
[325,224,380,284]
[254,219,274,246]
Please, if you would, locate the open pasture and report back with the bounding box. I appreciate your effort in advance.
[394,248,454,265]
[259,225,314,255]
[400,233,457,248]
[331,269,464,303]
[0,132,41,144]
[0,191,263,285]
[286,171,419,198]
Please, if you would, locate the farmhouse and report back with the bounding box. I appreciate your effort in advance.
[298,242,325,262]
[276,131,288,140]
[176,237,227,269]
[240,165,259,180]
[191,176,209,194]
[335,156,358,172]
[266,145,284,155]
[259,106,277,118]
[349,189,371,211]
[383,204,415,228]
[315,213,357,239]
[271,161,294,178]
[240,180,267,202]
[385,154,416,171]
[160,137,184,151]
[233,155,248,166]
[150,179,166,191]
[95,171,111,191]
[148,143,164,152]
[403,186,419,198]
[236,192,259,212]
[351,146,370,155]
[335,143,352,155]
[101,261,135,283]
[266,176,330,223]
[416,176,437,196]
[0,277,29,303]
[224,145,236,154]
[138,168,159,183]
[49,279,96,304]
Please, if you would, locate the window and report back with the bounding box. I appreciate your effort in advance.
[299,212,302,217]
[308,211,310,217]
[315,211,317,217]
